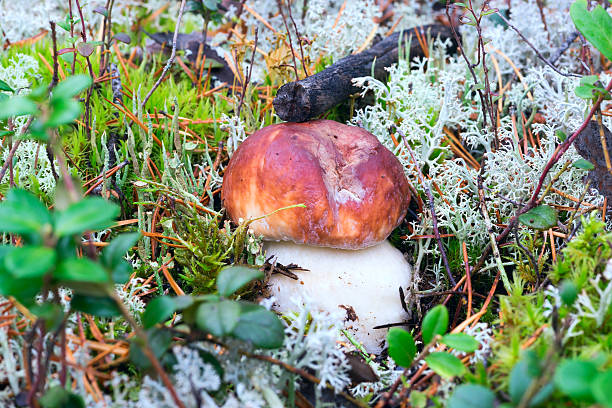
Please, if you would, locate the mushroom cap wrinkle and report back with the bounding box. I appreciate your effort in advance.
[265,240,412,353]
[222,120,410,249]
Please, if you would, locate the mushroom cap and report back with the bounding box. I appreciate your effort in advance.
[222,120,411,249]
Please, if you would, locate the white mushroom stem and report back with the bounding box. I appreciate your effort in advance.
[265,240,413,354]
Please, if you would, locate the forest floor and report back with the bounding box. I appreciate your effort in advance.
[1,1,612,407]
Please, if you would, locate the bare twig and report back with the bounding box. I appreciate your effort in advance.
[287,1,309,77]
[401,132,456,286]
[141,0,188,110]
[495,12,580,78]
[236,26,258,118]
[446,1,498,145]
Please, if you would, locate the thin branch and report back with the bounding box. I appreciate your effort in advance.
[141,0,188,110]
[400,132,456,286]
[495,11,580,78]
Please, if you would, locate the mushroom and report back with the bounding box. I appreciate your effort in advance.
[222,119,413,353]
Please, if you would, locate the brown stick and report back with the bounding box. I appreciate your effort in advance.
[273,25,455,122]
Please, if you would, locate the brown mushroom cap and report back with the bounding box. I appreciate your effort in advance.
[221,120,411,249]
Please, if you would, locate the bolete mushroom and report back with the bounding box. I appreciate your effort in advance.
[222,119,413,353]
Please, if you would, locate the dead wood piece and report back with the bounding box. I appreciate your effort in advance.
[574,120,612,199]
[273,24,456,122]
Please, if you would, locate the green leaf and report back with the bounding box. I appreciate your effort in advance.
[410,391,428,408]
[4,246,56,279]
[509,359,553,406]
[592,370,612,408]
[31,302,64,331]
[113,33,131,44]
[554,359,597,401]
[448,384,496,408]
[422,305,448,344]
[59,52,75,66]
[55,258,109,284]
[143,296,193,329]
[387,328,416,367]
[559,280,578,306]
[441,333,480,353]
[77,42,94,57]
[54,197,119,237]
[196,300,240,336]
[0,79,14,92]
[40,386,85,408]
[509,360,531,404]
[101,232,139,283]
[216,265,263,297]
[575,84,598,99]
[232,303,285,349]
[0,95,38,120]
[47,98,82,127]
[556,130,567,141]
[93,6,108,17]
[51,75,92,101]
[425,352,466,379]
[203,0,222,10]
[71,294,121,317]
[572,159,595,170]
[0,189,52,236]
[518,205,558,230]
[129,328,172,370]
[571,0,612,62]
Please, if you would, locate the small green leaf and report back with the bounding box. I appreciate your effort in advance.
[509,360,531,404]
[387,328,416,367]
[0,79,14,92]
[101,232,139,283]
[55,258,109,283]
[31,302,64,331]
[554,359,597,401]
[581,75,600,86]
[54,197,119,237]
[51,75,92,101]
[425,352,466,379]
[71,294,121,317]
[448,384,496,408]
[129,328,172,370]
[196,300,240,336]
[575,84,597,99]
[410,391,428,408]
[508,359,553,406]
[47,98,82,127]
[143,296,193,329]
[0,95,38,120]
[518,205,558,230]
[572,159,595,170]
[571,0,612,62]
[113,33,131,44]
[60,52,75,66]
[203,0,222,10]
[77,42,94,57]
[40,386,85,408]
[0,189,52,236]
[4,246,56,279]
[556,130,567,141]
[559,280,578,306]
[93,6,108,17]
[592,370,612,408]
[422,305,448,344]
[441,333,480,353]
[231,303,285,349]
[216,265,263,297]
